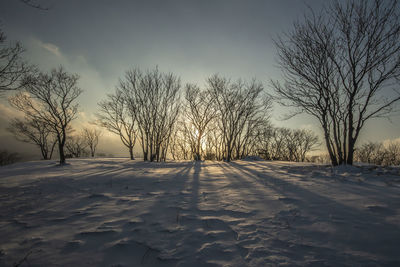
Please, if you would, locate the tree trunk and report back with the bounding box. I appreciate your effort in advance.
[59,142,66,165]
[323,129,338,166]
[40,146,48,160]
[226,143,232,162]
[150,143,154,162]
[155,145,160,162]
[195,134,202,161]
[49,141,56,159]
[129,146,135,160]
[141,133,148,161]
[346,137,355,165]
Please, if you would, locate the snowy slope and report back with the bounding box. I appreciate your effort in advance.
[0,159,399,266]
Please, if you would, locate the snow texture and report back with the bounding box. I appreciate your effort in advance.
[0,159,399,266]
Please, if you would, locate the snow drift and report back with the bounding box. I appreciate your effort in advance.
[0,159,399,266]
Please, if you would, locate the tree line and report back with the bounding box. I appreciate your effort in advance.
[4,64,319,164]
[97,69,273,162]
[356,141,400,166]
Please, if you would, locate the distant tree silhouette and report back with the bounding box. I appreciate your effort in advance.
[9,66,82,164]
[355,142,386,165]
[65,134,88,158]
[82,127,102,157]
[272,0,400,165]
[0,150,20,166]
[355,140,400,166]
[97,89,136,160]
[8,118,57,160]
[257,127,319,162]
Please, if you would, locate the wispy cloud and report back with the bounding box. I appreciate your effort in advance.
[0,101,23,119]
[41,42,61,57]
[33,38,62,57]
[0,101,23,135]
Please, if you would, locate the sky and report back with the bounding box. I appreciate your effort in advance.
[0,0,400,159]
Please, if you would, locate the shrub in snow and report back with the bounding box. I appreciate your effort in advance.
[0,150,21,166]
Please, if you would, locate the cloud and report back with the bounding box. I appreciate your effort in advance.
[25,36,111,111]
[0,101,20,118]
[0,100,25,133]
[72,111,98,129]
[33,38,62,57]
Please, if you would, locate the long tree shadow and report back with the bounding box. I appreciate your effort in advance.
[241,160,400,213]
[110,161,203,265]
[190,160,201,210]
[94,162,196,266]
[229,161,400,264]
[253,160,400,199]
[217,161,276,204]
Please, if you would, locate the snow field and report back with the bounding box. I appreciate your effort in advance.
[0,159,399,266]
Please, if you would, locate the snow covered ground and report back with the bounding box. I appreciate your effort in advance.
[0,158,399,266]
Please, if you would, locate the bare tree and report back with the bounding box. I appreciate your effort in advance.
[384,142,400,166]
[356,142,386,165]
[65,134,88,158]
[255,121,275,160]
[169,122,191,160]
[9,66,82,164]
[184,84,215,160]
[82,127,101,157]
[270,128,291,160]
[208,75,270,162]
[283,129,319,162]
[0,29,32,95]
[206,121,225,161]
[1,0,49,93]
[272,0,400,165]
[169,75,272,162]
[295,129,320,162]
[203,123,221,160]
[7,117,57,160]
[97,89,136,160]
[257,126,319,162]
[356,141,400,166]
[120,68,180,162]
